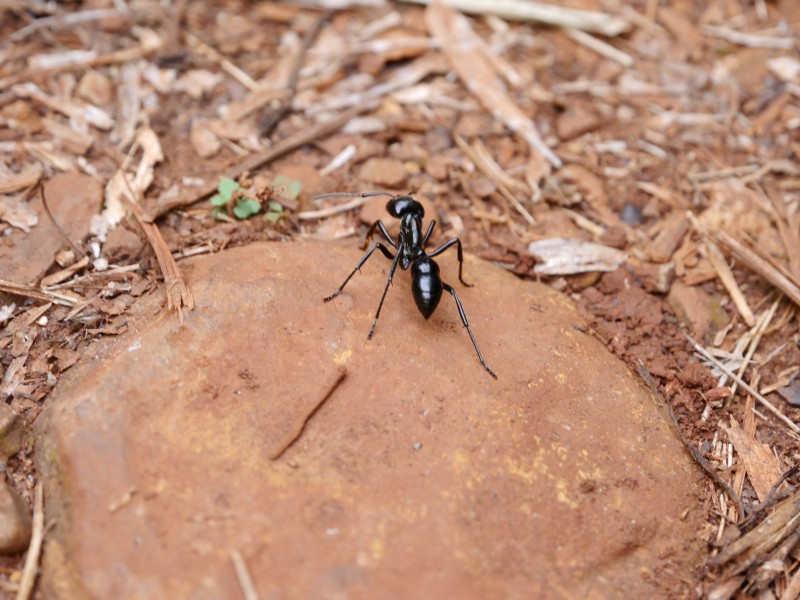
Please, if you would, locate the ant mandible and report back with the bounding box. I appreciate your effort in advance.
[320,191,497,379]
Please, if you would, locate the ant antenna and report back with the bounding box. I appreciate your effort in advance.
[314,191,395,202]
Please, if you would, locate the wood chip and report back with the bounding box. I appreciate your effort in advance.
[12,82,114,130]
[704,239,756,327]
[0,163,43,195]
[648,211,689,263]
[40,256,90,287]
[725,418,783,503]
[0,195,39,232]
[529,238,627,275]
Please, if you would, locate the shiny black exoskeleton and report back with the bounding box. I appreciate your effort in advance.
[321,191,496,379]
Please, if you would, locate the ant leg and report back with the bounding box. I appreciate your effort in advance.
[363,220,398,250]
[428,238,471,287]
[324,243,395,302]
[442,282,497,379]
[421,220,436,245]
[368,251,402,339]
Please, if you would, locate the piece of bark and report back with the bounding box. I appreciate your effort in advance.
[627,259,675,293]
[725,418,783,503]
[649,212,689,263]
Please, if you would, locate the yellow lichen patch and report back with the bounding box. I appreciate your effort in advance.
[505,450,548,485]
[555,373,567,384]
[370,537,385,561]
[555,479,578,509]
[577,466,603,481]
[552,443,568,462]
[450,449,470,470]
[333,348,352,365]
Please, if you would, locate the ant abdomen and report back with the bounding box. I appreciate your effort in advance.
[411,257,442,319]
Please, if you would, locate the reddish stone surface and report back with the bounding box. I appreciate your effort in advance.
[37,242,704,599]
[0,173,102,284]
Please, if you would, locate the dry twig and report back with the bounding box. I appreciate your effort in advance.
[404,0,630,36]
[686,335,800,436]
[426,0,561,168]
[453,134,535,226]
[230,550,261,600]
[15,483,44,600]
[268,366,347,460]
[637,363,746,522]
[713,231,800,310]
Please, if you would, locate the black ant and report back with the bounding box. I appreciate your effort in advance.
[320,191,497,379]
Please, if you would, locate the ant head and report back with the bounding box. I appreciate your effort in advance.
[387,195,424,219]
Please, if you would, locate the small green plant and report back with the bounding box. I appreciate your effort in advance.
[210,177,260,220]
[262,175,302,223]
[209,174,302,223]
[271,175,302,200]
[263,199,284,223]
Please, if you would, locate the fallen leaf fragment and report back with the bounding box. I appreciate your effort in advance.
[0,196,38,232]
[12,82,114,130]
[529,238,626,275]
[725,418,783,503]
[0,163,42,195]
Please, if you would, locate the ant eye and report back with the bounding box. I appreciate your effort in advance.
[386,199,401,218]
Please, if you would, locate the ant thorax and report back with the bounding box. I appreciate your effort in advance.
[398,212,424,270]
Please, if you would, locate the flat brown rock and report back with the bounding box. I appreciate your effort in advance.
[37,241,703,599]
[0,173,102,284]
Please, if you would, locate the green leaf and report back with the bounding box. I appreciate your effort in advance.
[272,175,302,200]
[267,200,284,213]
[209,193,228,207]
[233,198,261,219]
[264,210,283,223]
[217,177,240,200]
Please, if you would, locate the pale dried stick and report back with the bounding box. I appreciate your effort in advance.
[0,280,77,306]
[426,1,561,168]
[299,196,374,220]
[701,25,795,49]
[185,33,260,91]
[15,483,44,600]
[563,28,633,67]
[404,0,630,36]
[0,30,162,91]
[11,8,123,41]
[714,230,800,309]
[705,239,756,327]
[453,134,536,226]
[118,172,195,323]
[730,299,780,399]
[230,550,261,600]
[686,335,800,436]
[688,211,754,326]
